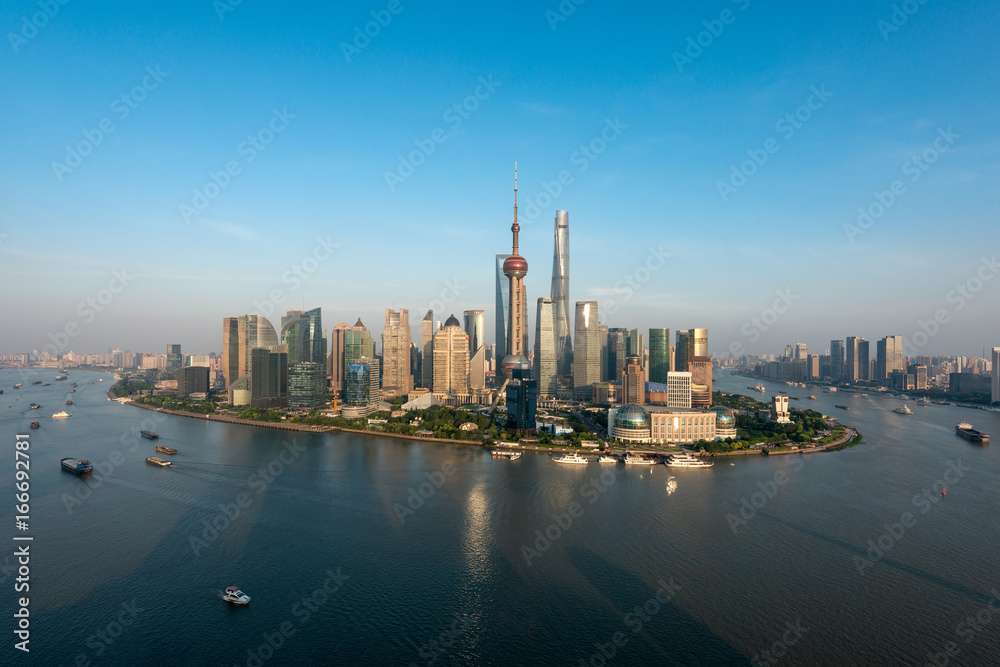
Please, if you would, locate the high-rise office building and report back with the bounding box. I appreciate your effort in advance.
[176,365,209,398]
[607,328,628,383]
[666,371,692,409]
[288,362,326,409]
[875,335,904,383]
[222,318,240,390]
[573,301,602,399]
[421,310,434,389]
[330,323,351,392]
[534,298,557,397]
[649,329,670,384]
[627,330,644,362]
[858,340,870,381]
[690,356,713,408]
[794,343,808,361]
[281,308,325,366]
[345,319,375,371]
[250,347,287,409]
[166,344,182,372]
[830,340,845,381]
[599,324,610,382]
[551,210,573,378]
[675,330,691,372]
[382,309,412,397]
[623,355,645,405]
[433,315,470,395]
[495,254,510,361]
[992,347,1000,404]
[469,345,486,391]
[464,310,485,357]
[846,336,864,382]
[345,357,381,413]
[500,166,530,380]
[506,366,538,432]
[690,328,708,359]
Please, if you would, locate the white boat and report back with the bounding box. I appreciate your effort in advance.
[665,453,714,468]
[52,411,71,418]
[553,453,588,464]
[598,455,618,463]
[623,454,655,465]
[491,450,521,460]
[893,404,913,415]
[754,383,766,393]
[222,587,250,604]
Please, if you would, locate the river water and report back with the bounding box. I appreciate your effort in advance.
[1,369,998,666]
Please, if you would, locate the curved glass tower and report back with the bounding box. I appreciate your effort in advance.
[551,210,572,378]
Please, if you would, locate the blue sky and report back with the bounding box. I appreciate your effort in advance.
[2,0,998,358]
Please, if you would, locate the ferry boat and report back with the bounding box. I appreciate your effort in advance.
[141,430,159,439]
[61,458,93,474]
[665,453,714,468]
[893,404,913,415]
[491,450,521,460]
[598,455,619,463]
[553,452,589,464]
[956,423,990,444]
[623,454,655,465]
[30,422,39,429]
[52,411,70,418]
[754,384,766,393]
[223,587,250,605]
[155,445,178,455]
[145,456,172,467]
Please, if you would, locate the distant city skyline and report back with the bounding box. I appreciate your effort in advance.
[2,2,998,357]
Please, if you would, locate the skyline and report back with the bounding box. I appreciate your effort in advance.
[3,2,999,356]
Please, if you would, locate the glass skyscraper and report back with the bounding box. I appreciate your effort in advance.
[573,301,601,399]
[649,328,671,384]
[551,210,572,378]
[534,298,557,397]
[288,361,326,409]
[495,254,510,357]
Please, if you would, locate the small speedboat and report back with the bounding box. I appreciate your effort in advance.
[223,587,250,604]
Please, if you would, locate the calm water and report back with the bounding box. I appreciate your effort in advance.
[1,369,999,666]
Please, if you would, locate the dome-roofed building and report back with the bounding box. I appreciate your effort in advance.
[443,313,462,328]
[711,406,737,440]
[610,403,651,443]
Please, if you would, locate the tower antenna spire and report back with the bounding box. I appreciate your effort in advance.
[512,161,519,255]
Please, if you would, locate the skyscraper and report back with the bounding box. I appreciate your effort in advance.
[623,355,644,405]
[166,344,182,372]
[551,210,572,378]
[330,323,351,392]
[223,318,240,389]
[607,328,628,382]
[382,308,412,397]
[288,362,326,409]
[500,165,530,380]
[858,340,870,381]
[573,301,601,399]
[649,328,671,384]
[690,357,713,408]
[464,310,485,356]
[344,320,376,392]
[250,347,287,409]
[675,330,691,372]
[495,254,509,360]
[992,347,1000,404]
[534,298,557,397]
[846,336,863,382]
[666,371,692,409]
[433,315,469,395]
[506,366,538,432]
[830,339,845,381]
[627,329,644,362]
[875,335,904,383]
[421,310,434,389]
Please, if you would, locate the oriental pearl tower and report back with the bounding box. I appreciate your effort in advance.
[500,164,531,381]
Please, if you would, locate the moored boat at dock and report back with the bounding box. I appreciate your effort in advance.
[553,452,589,464]
[665,453,714,468]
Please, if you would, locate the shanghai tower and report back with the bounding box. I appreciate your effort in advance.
[551,210,572,378]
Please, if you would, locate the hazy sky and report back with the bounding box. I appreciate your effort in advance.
[2,1,998,358]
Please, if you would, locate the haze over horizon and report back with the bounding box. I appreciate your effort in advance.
[3,1,998,358]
